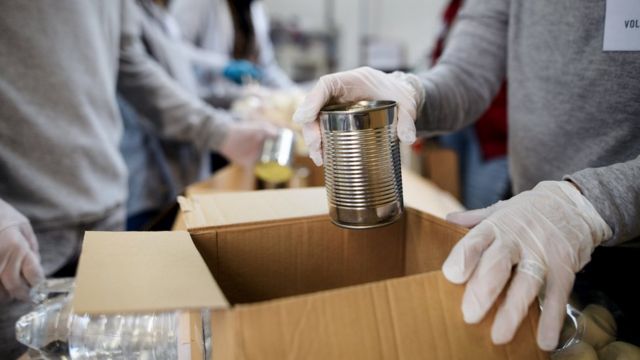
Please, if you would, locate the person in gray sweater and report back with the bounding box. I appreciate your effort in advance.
[294,0,639,352]
[119,0,253,231]
[0,1,274,356]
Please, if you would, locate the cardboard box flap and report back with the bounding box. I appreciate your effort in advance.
[178,187,329,230]
[213,271,547,359]
[73,231,228,314]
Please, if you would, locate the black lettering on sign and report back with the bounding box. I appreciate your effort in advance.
[624,19,640,28]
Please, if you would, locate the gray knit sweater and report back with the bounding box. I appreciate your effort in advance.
[0,1,231,229]
[417,0,640,245]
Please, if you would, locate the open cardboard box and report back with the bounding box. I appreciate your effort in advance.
[73,187,547,359]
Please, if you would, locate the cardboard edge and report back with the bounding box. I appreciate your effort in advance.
[403,207,468,237]
[187,207,466,236]
[177,310,205,360]
[189,229,221,283]
[187,214,330,234]
[177,196,209,230]
[211,309,237,359]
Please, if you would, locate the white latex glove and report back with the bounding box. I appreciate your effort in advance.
[219,121,279,167]
[442,181,612,351]
[0,199,44,301]
[292,66,425,166]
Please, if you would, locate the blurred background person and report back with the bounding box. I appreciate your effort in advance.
[0,2,274,356]
[120,0,279,231]
[170,0,296,92]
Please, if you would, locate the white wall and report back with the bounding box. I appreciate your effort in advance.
[264,0,448,71]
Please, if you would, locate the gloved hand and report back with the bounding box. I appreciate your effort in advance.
[219,121,278,167]
[442,181,612,351]
[0,199,44,301]
[223,60,263,85]
[292,66,425,166]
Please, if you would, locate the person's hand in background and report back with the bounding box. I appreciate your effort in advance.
[442,181,612,351]
[0,199,44,302]
[292,66,425,166]
[223,60,263,85]
[219,120,278,167]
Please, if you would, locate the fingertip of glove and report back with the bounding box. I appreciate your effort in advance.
[537,333,559,352]
[462,307,484,324]
[398,129,416,144]
[445,209,488,228]
[445,211,465,223]
[310,151,323,166]
[292,108,311,124]
[441,261,466,285]
[491,324,514,345]
[460,287,487,324]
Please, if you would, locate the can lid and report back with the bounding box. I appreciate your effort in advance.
[320,100,396,114]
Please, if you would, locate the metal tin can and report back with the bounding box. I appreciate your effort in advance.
[320,100,403,229]
[255,128,295,184]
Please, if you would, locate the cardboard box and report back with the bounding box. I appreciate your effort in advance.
[73,188,546,359]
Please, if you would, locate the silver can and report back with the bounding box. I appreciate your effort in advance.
[255,128,295,184]
[320,100,403,229]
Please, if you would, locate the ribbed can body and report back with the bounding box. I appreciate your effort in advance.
[320,100,403,229]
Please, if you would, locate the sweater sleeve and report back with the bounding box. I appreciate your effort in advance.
[416,0,509,135]
[117,0,231,152]
[565,155,640,246]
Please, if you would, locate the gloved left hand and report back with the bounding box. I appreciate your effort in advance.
[223,60,263,85]
[219,121,278,167]
[442,181,612,351]
[0,199,44,302]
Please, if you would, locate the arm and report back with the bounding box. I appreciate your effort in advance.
[565,155,640,245]
[292,0,509,165]
[416,0,509,134]
[117,0,231,152]
[182,42,230,73]
[168,0,210,46]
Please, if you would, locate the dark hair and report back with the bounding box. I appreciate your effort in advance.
[227,0,257,60]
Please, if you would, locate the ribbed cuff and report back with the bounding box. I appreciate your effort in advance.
[563,172,621,246]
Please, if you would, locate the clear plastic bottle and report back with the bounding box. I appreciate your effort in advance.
[68,312,179,359]
[15,278,75,359]
[15,279,185,359]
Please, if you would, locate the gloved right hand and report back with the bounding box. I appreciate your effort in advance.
[223,60,263,85]
[292,66,425,166]
[0,199,44,301]
[442,181,612,351]
[219,121,279,167]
